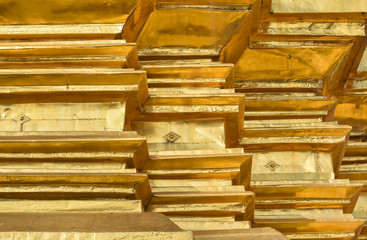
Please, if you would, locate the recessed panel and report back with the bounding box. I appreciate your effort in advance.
[131,120,225,151]
[251,151,335,181]
[0,102,125,132]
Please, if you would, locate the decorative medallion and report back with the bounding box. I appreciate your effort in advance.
[265,161,280,171]
[163,131,181,143]
[13,113,31,123]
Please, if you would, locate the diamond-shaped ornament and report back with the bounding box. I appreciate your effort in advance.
[265,161,280,171]
[13,113,31,123]
[163,131,181,143]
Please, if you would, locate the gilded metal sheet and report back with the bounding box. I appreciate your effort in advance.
[144,154,251,170]
[0,200,143,213]
[0,232,193,240]
[0,68,146,86]
[234,47,350,80]
[142,64,233,79]
[0,40,139,69]
[254,218,365,238]
[0,24,124,39]
[136,9,248,50]
[334,98,367,127]
[262,22,365,36]
[156,0,257,6]
[147,202,246,217]
[251,151,335,181]
[0,0,137,24]
[0,102,125,132]
[358,50,367,72]
[0,213,193,239]
[0,131,149,169]
[252,183,362,213]
[194,227,289,240]
[272,0,367,13]
[131,120,225,151]
[150,179,234,187]
[353,192,367,219]
[174,220,250,231]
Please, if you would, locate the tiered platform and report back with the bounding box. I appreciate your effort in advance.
[1,0,367,239]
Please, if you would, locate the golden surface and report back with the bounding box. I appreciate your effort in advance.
[136,9,248,51]
[0,213,194,240]
[0,131,149,170]
[0,40,140,69]
[0,24,125,40]
[0,102,126,132]
[0,200,143,213]
[0,0,367,238]
[261,21,366,36]
[0,0,137,25]
[234,47,350,80]
[194,227,289,240]
[0,232,193,240]
[272,0,367,13]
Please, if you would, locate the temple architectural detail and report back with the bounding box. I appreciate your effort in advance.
[0,0,366,239]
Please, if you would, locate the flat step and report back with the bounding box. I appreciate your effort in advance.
[240,125,350,175]
[147,191,254,219]
[143,64,233,88]
[151,186,245,193]
[144,153,251,188]
[0,213,192,240]
[193,227,289,240]
[0,40,139,69]
[0,131,149,169]
[252,183,362,213]
[254,217,365,240]
[133,93,245,148]
[174,220,250,231]
[0,173,151,205]
[0,199,143,213]
[150,179,234,187]
[0,68,148,104]
[235,78,322,93]
[245,96,336,112]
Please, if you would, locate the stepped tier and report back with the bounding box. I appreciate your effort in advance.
[255,216,364,240]
[0,0,137,39]
[142,151,254,228]
[244,96,336,120]
[144,152,252,188]
[0,40,139,69]
[253,182,362,213]
[132,93,245,148]
[0,213,193,240]
[0,131,149,171]
[334,73,367,136]
[339,142,367,238]
[123,0,258,59]
[0,173,150,212]
[252,181,365,239]
[335,73,367,239]
[339,142,367,188]
[241,122,351,175]
[0,68,149,128]
[1,0,367,238]
[142,64,234,89]
[193,227,289,240]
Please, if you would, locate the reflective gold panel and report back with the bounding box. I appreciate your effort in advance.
[0,0,137,25]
